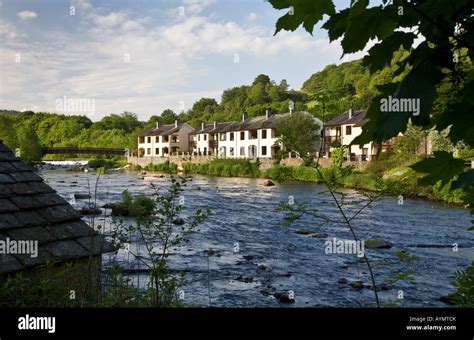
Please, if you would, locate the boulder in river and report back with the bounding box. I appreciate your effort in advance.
[338,277,348,284]
[262,180,275,187]
[235,275,253,283]
[312,232,328,238]
[172,218,185,225]
[111,204,130,217]
[80,206,102,215]
[74,193,91,200]
[350,281,364,289]
[365,239,393,249]
[243,255,255,261]
[439,293,458,305]
[295,229,311,235]
[273,292,295,303]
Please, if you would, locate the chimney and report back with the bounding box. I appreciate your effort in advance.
[175,120,179,128]
[348,108,353,119]
[214,121,217,129]
[156,121,160,129]
[242,112,248,122]
[265,109,269,119]
[201,122,205,130]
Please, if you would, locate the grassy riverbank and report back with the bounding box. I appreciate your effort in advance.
[178,159,467,206]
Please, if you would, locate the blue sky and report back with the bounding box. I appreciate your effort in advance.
[0,0,369,120]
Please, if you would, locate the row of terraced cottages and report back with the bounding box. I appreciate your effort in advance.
[137,109,385,161]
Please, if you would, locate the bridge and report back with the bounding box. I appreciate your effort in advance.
[41,147,128,156]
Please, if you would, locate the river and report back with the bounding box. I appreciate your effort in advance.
[39,169,474,307]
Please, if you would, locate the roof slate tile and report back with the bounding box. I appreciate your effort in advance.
[0,199,20,213]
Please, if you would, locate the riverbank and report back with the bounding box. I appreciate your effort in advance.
[134,159,467,207]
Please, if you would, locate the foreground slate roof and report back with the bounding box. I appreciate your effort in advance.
[0,140,115,274]
[324,110,368,127]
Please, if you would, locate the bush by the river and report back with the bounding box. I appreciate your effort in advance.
[183,159,260,177]
[112,190,155,217]
[145,160,177,174]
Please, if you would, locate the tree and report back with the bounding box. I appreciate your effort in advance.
[95,112,142,133]
[252,74,271,86]
[17,123,42,163]
[159,109,178,124]
[279,79,289,92]
[275,112,321,158]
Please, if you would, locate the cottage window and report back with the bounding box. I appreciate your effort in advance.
[346,126,352,135]
[204,134,207,141]
[240,131,245,140]
[240,147,245,156]
[156,148,159,155]
[147,137,151,143]
[230,132,234,141]
[156,136,159,143]
[147,148,151,155]
[261,129,267,139]
[230,147,234,156]
[261,146,267,156]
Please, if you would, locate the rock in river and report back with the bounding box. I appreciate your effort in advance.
[312,232,328,238]
[338,277,348,284]
[295,229,311,235]
[74,193,91,200]
[350,281,364,289]
[365,239,393,249]
[273,292,295,303]
[172,218,185,225]
[262,180,275,187]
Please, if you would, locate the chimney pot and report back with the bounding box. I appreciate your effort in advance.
[201,122,205,130]
[214,121,216,129]
[156,121,160,129]
[242,112,248,122]
[175,120,179,128]
[348,108,353,119]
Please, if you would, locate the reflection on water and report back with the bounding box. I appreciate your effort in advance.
[40,170,474,307]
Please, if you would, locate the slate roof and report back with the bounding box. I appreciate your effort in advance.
[324,110,368,127]
[0,140,115,274]
[139,123,180,137]
[189,112,299,135]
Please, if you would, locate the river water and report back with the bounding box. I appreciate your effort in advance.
[39,169,474,307]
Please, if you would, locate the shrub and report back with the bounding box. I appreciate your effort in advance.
[144,160,178,174]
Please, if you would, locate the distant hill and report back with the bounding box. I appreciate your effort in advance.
[0,109,20,115]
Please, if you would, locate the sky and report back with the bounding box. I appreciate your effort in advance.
[0,0,371,121]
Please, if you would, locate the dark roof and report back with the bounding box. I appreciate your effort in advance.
[0,141,115,274]
[324,110,368,127]
[189,112,303,135]
[139,123,181,137]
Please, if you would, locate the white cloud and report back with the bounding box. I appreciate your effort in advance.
[182,0,216,14]
[17,11,37,20]
[1,2,362,120]
[247,12,257,21]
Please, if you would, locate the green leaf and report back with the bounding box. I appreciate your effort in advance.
[271,0,335,35]
[410,151,465,186]
[352,82,408,145]
[363,32,415,73]
[451,170,474,190]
